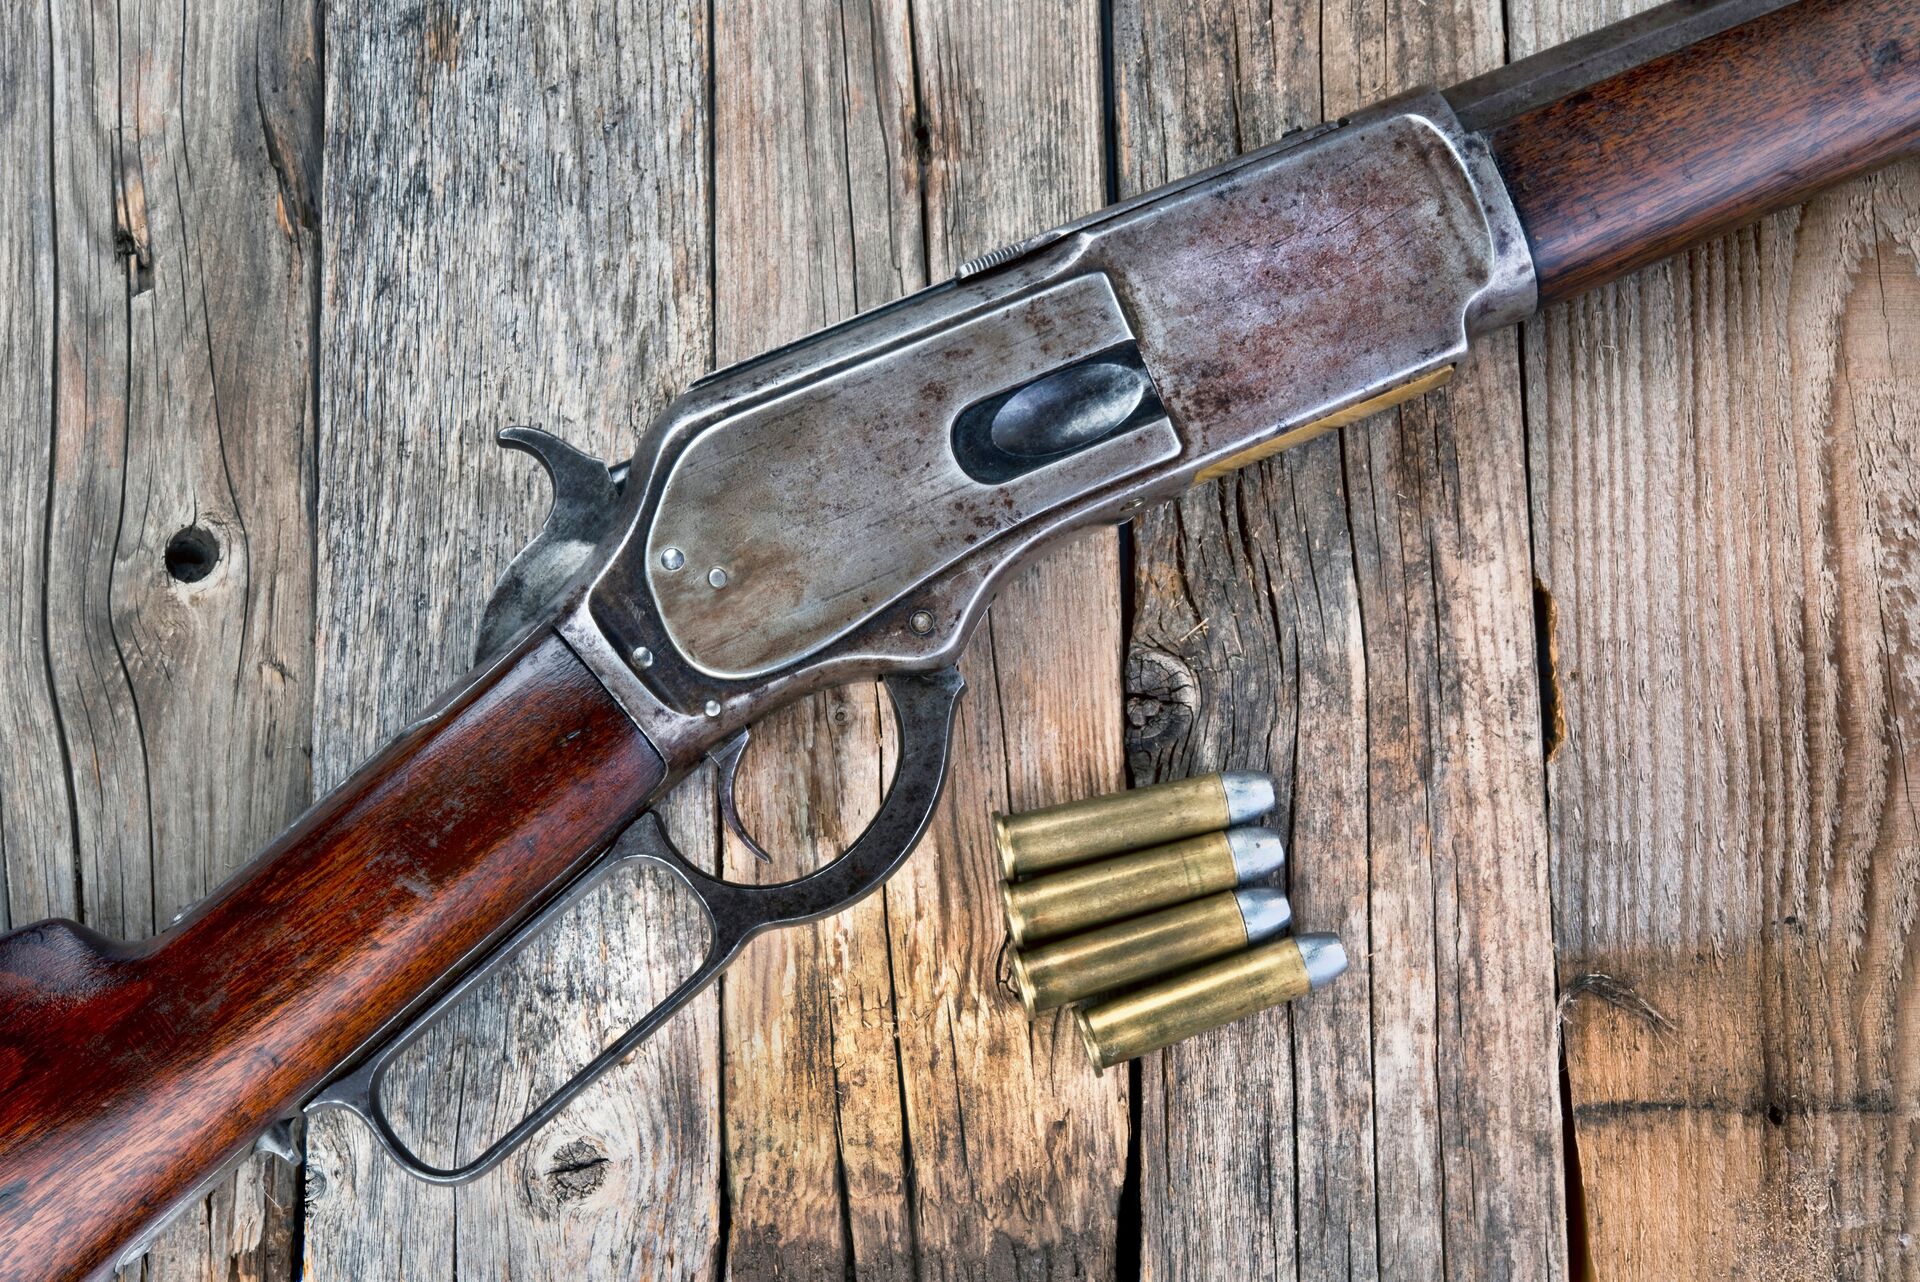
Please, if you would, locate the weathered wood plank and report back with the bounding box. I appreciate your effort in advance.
[717,0,1132,1272]
[709,1,923,1275]
[0,0,69,935]
[304,1,717,1276]
[3,0,320,1276]
[1521,1,1920,1271]
[1116,1,1566,1277]
[880,1,1133,1275]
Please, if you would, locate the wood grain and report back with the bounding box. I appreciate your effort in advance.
[0,0,319,1275]
[709,1,921,1275]
[716,0,1132,1273]
[1115,0,1566,1276]
[890,3,1134,1274]
[1521,2,1920,1275]
[303,1,716,1277]
[1491,0,1920,305]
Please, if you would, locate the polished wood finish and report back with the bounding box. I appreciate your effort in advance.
[0,631,664,1282]
[1489,0,1920,304]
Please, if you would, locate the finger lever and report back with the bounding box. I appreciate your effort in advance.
[306,665,965,1186]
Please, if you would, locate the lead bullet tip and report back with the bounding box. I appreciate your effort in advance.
[1296,933,1348,989]
[1224,826,1286,882]
[1220,770,1277,824]
[1233,887,1293,941]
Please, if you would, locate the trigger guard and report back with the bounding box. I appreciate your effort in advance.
[676,665,967,941]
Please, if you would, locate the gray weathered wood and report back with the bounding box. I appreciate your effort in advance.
[1116,1,1566,1277]
[3,0,319,1277]
[1521,2,1920,1275]
[303,1,717,1276]
[0,0,68,935]
[709,1,922,1275]
[714,0,1132,1274]
[885,2,1134,1274]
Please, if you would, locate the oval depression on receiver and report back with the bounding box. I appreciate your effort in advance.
[989,358,1151,457]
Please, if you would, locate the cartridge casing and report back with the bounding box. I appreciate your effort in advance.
[993,771,1275,879]
[1074,933,1347,1071]
[1011,888,1290,1013]
[1001,826,1283,945]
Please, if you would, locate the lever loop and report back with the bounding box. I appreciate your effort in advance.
[306,666,964,1185]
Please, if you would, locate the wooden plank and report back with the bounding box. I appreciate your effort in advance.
[1115,2,1566,1277]
[303,1,717,1276]
[714,1,1131,1273]
[0,0,68,934]
[881,0,1133,1274]
[2,0,321,1277]
[1520,2,1920,1274]
[708,1,923,1275]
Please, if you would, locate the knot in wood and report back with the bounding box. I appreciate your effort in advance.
[523,1136,612,1218]
[1124,645,1198,761]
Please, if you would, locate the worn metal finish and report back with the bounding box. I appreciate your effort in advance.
[1010,887,1291,1014]
[1074,932,1346,1072]
[304,666,965,1185]
[295,82,1531,1194]
[994,773,1241,880]
[571,90,1535,722]
[646,275,1180,676]
[297,83,1530,1195]
[1001,825,1283,945]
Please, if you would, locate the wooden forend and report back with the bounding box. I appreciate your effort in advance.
[1489,0,1920,305]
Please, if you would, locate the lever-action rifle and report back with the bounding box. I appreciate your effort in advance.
[3,0,1918,1275]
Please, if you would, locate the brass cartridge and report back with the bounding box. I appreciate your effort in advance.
[1074,933,1347,1072]
[1000,826,1284,945]
[1012,887,1291,1014]
[992,771,1276,879]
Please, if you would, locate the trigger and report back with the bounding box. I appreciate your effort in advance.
[711,732,774,865]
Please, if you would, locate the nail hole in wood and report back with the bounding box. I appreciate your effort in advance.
[165,526,221,584]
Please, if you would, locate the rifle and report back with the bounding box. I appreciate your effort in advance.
[2,0,1916,1275]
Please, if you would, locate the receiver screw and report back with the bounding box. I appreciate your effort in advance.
[909,609,935,636]
[661,547,685,570]
[708,566,729,589]
[632,646,654,669]
[704,699,722,718]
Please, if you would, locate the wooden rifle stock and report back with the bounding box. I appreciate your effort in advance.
[0,632,665,1281]
[1480,0,1920,304]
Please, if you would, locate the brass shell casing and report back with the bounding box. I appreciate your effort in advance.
[993,773,1260,879]
[1011,891,1251,1014]
[1001,830,1238,945]
[1075,936,1333,1072]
